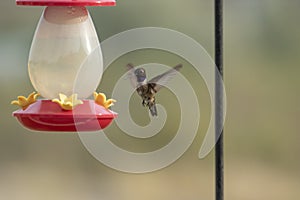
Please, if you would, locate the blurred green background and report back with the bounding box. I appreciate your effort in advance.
[1,0,300,200]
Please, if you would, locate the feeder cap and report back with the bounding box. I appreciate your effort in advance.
[16,0,116,6]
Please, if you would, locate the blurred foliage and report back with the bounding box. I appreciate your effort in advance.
[1,0,300,200]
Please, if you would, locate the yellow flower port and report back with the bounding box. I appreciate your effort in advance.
[52,93,83,111]
[94,92,116,109]
[11,92,39,110]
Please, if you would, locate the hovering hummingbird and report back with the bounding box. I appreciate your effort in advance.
[126,63,183,116]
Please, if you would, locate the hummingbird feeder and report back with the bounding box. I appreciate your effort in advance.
[12,0,117,132]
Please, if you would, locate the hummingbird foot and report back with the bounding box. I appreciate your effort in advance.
[142,100,147,107]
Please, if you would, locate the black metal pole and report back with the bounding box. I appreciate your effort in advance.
[215,0,224,200]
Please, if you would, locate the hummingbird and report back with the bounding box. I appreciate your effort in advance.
[126,63,183,116]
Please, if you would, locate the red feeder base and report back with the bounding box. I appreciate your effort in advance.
[13,100,117,132]
[16,0,116,6]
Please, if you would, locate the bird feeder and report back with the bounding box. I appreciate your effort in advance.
[12,0,117,132]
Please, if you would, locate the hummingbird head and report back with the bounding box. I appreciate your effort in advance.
[134,68,147,83]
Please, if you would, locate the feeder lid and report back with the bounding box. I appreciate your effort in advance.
[16,0,116,6]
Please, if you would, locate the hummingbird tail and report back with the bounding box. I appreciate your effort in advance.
[149,104,158,116]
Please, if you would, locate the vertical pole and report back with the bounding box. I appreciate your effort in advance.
[215,0,224,200]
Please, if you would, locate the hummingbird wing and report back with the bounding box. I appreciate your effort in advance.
[148,64,183,92]
[126,63,138,88]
